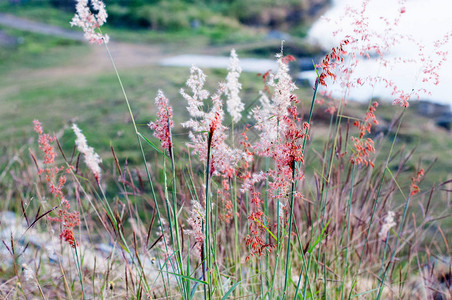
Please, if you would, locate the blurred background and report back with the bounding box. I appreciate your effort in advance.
[1,2,452,295]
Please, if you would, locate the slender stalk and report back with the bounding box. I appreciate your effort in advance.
[340,165,355,299]
[168,119,188,298]
[376,232,390,296]
[102,41,181,294]
[73,244,85,300]
[376,194,411,300]
[293,220,313,299]
[204,129,214,298]
[282,159,298,299]
[269,199,282,299]
[231,122,241,292]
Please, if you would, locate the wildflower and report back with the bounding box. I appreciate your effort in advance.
[312,0,452,108]
[70,0,109,44]
[350,102,379,167]
[379,211,396,241]
[156,219,174,265]
[182,71,246,178]
[249,92,278,149]
[250,52,306,201]
[350,137,375,167]
[50,200,81,248]
[148,90,174,151]
[218,179,234,223]
[245,190,275,259]
[410,168,424,196]
[72,124,102,182]
[225,49,244,123]
[354,101,379,138]
[268,52,298,119]
[317,38,350,87]
[184,200,205,256]
[34,121,80,248]
[33,120,56,166]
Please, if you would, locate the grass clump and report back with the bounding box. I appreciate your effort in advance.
[1,0,452,299]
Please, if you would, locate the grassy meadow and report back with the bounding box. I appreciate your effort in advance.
[1,1,452,299]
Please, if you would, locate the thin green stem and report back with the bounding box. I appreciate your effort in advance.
[102,41,181,293]
[282,160,298,299]
[340,165,355,299]
[204,129,214,299]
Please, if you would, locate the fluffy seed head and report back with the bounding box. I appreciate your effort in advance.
[72,124,102,182]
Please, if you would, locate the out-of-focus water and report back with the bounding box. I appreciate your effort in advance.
[307,0,452,105]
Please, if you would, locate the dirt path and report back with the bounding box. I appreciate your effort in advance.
[0,13,84,41]
[0,13,179,82]
[25,41,166,80]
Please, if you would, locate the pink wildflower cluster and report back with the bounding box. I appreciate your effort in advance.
[250,53,307,200]
[33,120,80,248]
[182,66,249,178]
[218,179,234,223]
[241,53,307,258]
[148,90,174,151]
[314,0,452,108]
[70,0,109,44]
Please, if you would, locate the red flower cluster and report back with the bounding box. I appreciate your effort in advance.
[317,39,350,87]
[350,102,379,167]
[350,137,375,167]
[354,101,379,138]
[34,120,57,165]
[281,55,296,65]
[410,168,424,196]
[218,179,234,223]
[49,199,81,248]
[245,191,274,260]
[34,120,80,248]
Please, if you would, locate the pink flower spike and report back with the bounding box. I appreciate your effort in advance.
[148,90,174,151]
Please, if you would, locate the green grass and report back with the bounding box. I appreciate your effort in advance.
[0,26,86,74]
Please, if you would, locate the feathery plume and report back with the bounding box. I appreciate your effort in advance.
[225,49,244,123]
[72,124,102,182]
[379,211,396,241]
[184,200,205,256]
[70,0,109,44]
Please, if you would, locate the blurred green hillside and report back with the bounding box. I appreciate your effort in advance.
[1,0,329,42]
